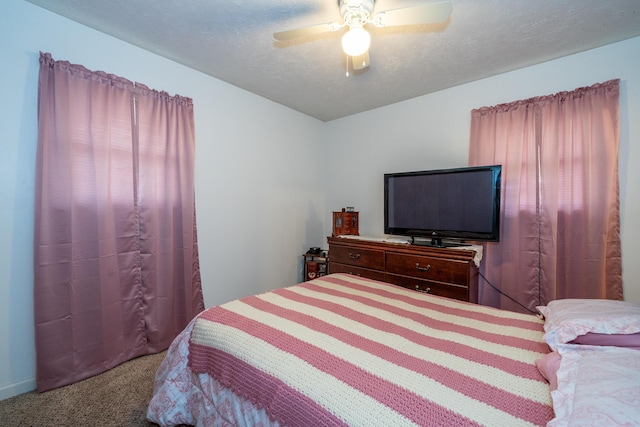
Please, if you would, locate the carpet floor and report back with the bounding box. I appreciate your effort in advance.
[0,351,167,426]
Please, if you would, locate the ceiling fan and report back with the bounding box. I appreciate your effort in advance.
[273,0,452,72]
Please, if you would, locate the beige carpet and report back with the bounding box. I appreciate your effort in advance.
[0,351,167,426]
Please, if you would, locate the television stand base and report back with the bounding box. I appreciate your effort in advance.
[409,236,471,248]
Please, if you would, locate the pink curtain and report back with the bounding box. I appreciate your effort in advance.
[34,52,204,392]
[469,80,622,313]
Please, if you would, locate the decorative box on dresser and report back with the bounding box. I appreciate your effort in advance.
[327,236,479,303]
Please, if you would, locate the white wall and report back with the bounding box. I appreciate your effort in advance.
[324,36,640,305]
[3,0,640,402]
[0,0,325,400]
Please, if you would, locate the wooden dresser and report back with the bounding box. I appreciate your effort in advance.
[327,236,479,303]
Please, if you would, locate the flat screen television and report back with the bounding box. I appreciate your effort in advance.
[384,165,501,247]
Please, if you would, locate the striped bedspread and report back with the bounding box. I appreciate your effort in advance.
[188,273,553,427]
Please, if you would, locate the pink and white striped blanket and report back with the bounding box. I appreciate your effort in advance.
[187,273,553,426]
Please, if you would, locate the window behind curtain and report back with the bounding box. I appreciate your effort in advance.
[34,52,204,392]
[468,80,622,313]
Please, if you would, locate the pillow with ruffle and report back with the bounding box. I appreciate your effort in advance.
[536,299,640,351]
[535,351,561,391]
[570,332,640,349]
[548,344,640,427]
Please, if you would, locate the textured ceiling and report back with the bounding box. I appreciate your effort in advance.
[24,0,640,121]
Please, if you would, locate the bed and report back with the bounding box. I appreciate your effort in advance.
[147,273,640,426]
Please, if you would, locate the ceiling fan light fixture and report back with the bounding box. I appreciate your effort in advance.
[274,0,452,72]
[341,27,370,57]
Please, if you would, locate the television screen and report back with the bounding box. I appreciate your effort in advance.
[384,165,501,246]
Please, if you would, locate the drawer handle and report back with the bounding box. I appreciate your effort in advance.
[415,263,431,272]
[348,253,361,260]
[414,285,431,294]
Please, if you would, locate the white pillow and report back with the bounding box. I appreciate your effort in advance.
[536,299,640,351]
[548,344,640,427]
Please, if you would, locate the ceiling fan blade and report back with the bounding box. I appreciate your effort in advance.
[273,22,341,41]
[372,0,452,27]
[352,51,370,70]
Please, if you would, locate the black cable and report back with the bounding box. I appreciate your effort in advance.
[478,270,538,315]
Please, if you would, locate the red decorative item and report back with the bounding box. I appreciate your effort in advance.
[332,211,359,236]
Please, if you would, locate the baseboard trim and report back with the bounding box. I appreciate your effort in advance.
[0,377,36,401]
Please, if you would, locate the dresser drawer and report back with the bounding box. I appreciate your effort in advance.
[329,262,386,282]
[327,236,478,303]
[384,273,469,301]
[386,252,469,284]
[329,245,385,270]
